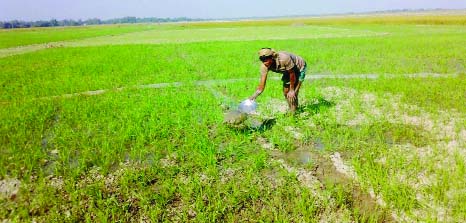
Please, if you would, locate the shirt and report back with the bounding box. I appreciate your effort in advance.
[260,51,306,76]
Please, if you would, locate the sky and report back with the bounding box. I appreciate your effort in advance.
[1,0,466,21]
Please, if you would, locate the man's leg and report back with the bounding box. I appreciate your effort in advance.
[296,63,306,96]
[294,80,303,109]
[295,63,306,110]
[295,80,303,95]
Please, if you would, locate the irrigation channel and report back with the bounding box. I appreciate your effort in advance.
[33,73,458,101]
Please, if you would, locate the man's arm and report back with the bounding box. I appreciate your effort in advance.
[287,69,296,102]
[250,72,267,100]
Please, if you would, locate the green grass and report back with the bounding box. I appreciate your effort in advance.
[184,14,466,27]
[1,16,466,222]
[0,24,163,49]
[1,24,465,101]
[326,76,466,113]
[0,87,334,222]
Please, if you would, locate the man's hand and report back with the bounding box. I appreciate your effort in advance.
[249,89,262,101]
[287,90,296,102]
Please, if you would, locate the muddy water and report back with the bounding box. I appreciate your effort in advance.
[269,143,393,222]
[223,110,247,126]
[314,138,325,151]
[224,110,276,131]
[313,154,393,222]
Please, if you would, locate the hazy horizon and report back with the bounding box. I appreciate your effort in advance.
[1,0,466,21]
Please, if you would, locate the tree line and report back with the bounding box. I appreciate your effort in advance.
[0,17,207,29]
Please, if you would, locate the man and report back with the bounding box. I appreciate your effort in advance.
[249,48,307,113]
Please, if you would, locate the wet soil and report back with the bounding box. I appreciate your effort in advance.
[224,110,276,132]
[313,153,393,222]
[267,140,394,222]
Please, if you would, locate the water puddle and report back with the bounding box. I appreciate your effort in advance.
[223,110,247,126]
[266,139,393,222]
[224,110,276,132]
[273,148,314,166]
[314,138,325,151]
[316,156,393,221]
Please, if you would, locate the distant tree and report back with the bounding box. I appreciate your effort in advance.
[85,18,102,25]
[1,16,206,29]
[2,22,12,29]
[50,19,59,27]
[36,20,51,27]
[57,19,79,26]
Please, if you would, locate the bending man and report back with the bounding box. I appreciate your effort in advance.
[249,48,307,113]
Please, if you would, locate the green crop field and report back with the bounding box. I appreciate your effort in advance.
[0,24,166,49]
[1,14,466,222]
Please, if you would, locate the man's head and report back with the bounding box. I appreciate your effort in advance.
[258,48,276,67]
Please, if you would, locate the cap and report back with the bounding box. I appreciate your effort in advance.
[258,48,275,57]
